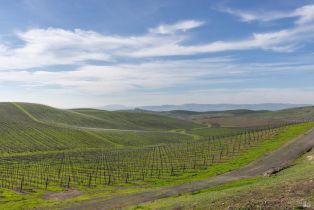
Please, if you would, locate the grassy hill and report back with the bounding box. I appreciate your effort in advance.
[258,106,314,120]
[0,103,117,154]
[0,102,195,154]
[185,127,247,137]
[18,103,200,130]
[73,108,200,130]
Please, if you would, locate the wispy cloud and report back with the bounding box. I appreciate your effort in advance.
[0,56,313,96]
[0,28,165,69]
[221,4,314,25]
[0,57,237,94]
[149,20,204,34]
[130,23,314,56]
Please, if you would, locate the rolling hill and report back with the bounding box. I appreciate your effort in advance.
[258,106,314,120]
[0,102,196,154]
[2,102,313,153]
[0,102,117,153]
[18,102,200,130]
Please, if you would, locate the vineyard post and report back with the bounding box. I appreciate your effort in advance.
[45,177,49,190]
[88,173,92,187]
[67,176,71,189]
[107,174,111,185]
[125,173,129,183]
[20,176,24,192]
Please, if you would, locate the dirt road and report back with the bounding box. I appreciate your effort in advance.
[64,129,314,210]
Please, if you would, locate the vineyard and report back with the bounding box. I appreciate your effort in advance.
[17,102,200,130]
[0,103,193,153]
[0,124,287,192]
[0,102,313,194]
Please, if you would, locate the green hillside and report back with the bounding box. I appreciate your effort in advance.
[0,103,117,154]
[258,106,314,120]
[93,130,191,146]
[186,127,247,137]
[18,103,200,130]
[0,103,194,154]
[74,108,200,130]
[161,107,314,127]
[165,109,268,118]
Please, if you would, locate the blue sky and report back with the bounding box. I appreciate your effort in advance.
[0,0,314,107]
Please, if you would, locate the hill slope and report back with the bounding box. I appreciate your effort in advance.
[18,103,200,130]
[258,106,314,120]
[0,103,116,153]
[0,103,195,154]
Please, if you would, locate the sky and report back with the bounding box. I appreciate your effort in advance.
[0,0,314,108]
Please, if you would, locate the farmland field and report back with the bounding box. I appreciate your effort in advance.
[0,102,313,209]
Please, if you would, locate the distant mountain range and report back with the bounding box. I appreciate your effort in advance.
[99,103,310,112]
[98,104,131,111]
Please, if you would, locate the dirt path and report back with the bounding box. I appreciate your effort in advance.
[64,129,314,210]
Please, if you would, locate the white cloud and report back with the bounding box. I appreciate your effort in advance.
[221,8,295,22]
[0,13,313,70]
[0,57,313,96]
[149,20,204,34]
[221,4,314,25]
[0,57,237,94]
[0,28,172,70]
[1,54,314,107]
[295,4,314,25]
[130,23,314,57]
